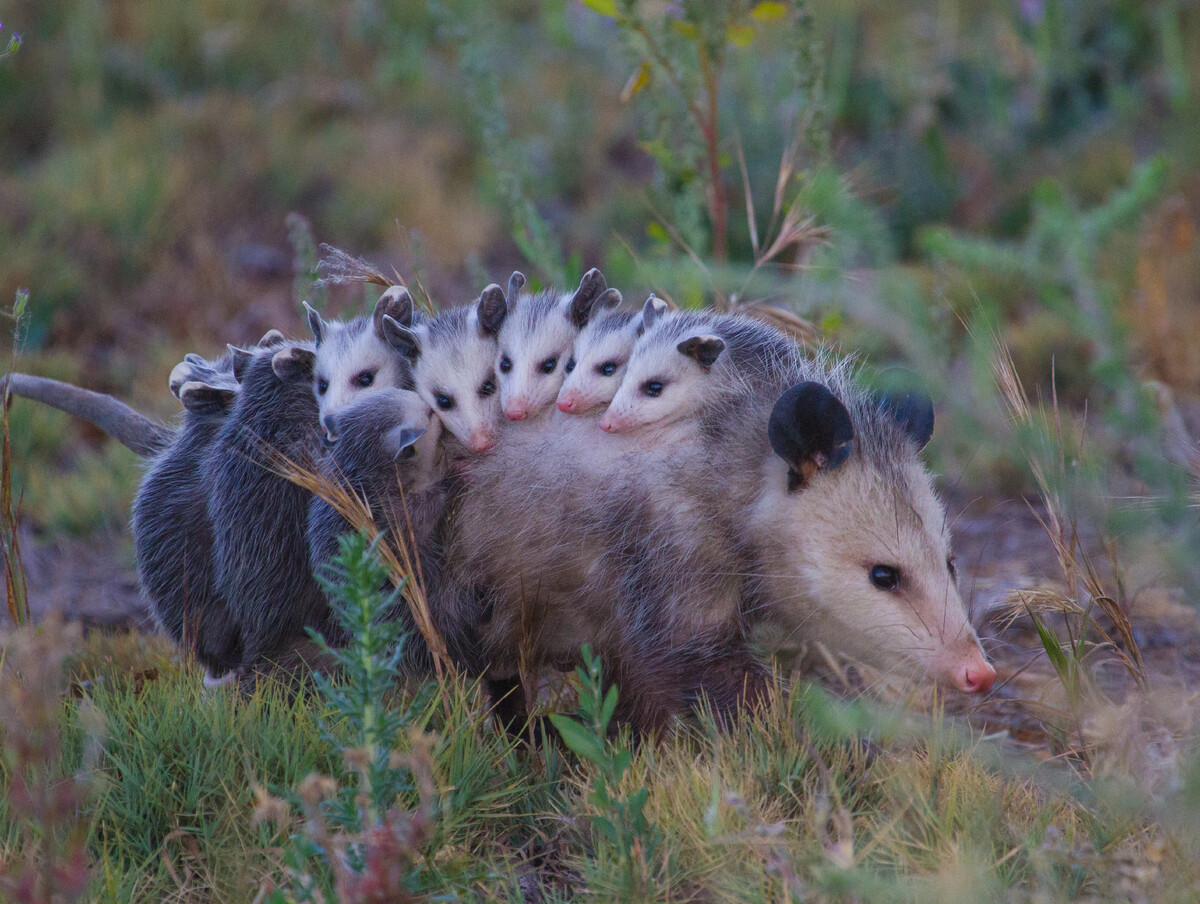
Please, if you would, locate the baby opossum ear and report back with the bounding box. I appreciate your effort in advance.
[227,344,255,383]
[179,380,237,415]
[640,295,666,332]
[271,346,316,384]
[507,271,526,304]
[385,425,426,461]
[879,391,934,449]
[257,329,286,348]
[768,382,855,492]
[567,268,609,328]
[477,284,509,337]
[302,302,326,346]
[374,285,414,339]
[677,335,725,369]
[169,357,218,398]
[381,316,420,360]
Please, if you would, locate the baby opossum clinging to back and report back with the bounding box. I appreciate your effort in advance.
[556,295,667,416]
[303,285,420,441]
[448,337,994,733]
[599,303,797,434]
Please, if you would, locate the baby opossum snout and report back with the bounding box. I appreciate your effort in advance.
[497,269,616,421]
[759,382,995,695]
[305,285,417,441]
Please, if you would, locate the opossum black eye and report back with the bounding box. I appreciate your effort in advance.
[869,565,900,591]
[398,444,417,461]
[479,378,496,397]
[641,380,664,398]
[354,370,376,388]
[599,361,618,377]
[539,357,558,374]
[565,357,575,374]
[499,355,512,374]
[436,394,455,411]
[317,378,329,395]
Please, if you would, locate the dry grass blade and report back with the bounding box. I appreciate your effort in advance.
[1,290,30,626]
[260,445,453,681]
[735,136,761,258]
[316,244,399,289]
[738,302,821,346]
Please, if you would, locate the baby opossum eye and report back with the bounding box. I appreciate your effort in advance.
[641,380,664,398]
[436,394,455,411]
[354,370,376,388]
[479,378,496,397]
[499,355,513,374]
[538,357,558,374]
[599,361,618,377]
[398,444,417,461]
[565,357,576,374]
[869,565,900,591]
[317,377,329,395]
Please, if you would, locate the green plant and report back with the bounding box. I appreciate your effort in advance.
[0,22,19,62]
[1,289,30,625]
[549,646,664,900]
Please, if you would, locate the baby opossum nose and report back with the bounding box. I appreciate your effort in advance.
[557,396,576,413]
[505,403,528,421]
[956,658,996,695]
[469,429,497,452]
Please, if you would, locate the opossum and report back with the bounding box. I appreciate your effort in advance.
[448,347,994,733]
[305,388,478,665]
[556,295,667,416]
[380,282,511,453]
[599,304,797,434]
[494,269,617,421]
[303,286,420,440]
[202,337,327,668]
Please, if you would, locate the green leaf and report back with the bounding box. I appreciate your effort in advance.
[671,20,698,39]
[579,0,618,18]
[549,714,607,764]
[600,684,619,730]
[1030,611,1071,685]
[593,815,619,842]
[620,60,653,103]
[726,23,756,47]
[646,222,669,243]
[751,2,789,22]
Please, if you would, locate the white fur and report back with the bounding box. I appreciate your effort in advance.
[495,293,578,422]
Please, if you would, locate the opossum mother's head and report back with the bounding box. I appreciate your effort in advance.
[753,382,995,695]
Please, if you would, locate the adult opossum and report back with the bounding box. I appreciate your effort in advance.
[556,296,666,416]
[202,337,326,669]
[599,305,798,434]
[493,269,617,422]
[449,345,994,733]
[382,283,511,453]
[303,285,421,441]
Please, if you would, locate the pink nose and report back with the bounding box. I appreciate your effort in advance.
[557,397,576,413]
[956,660,996,695]
[469,430,496,452]
[505,405,527,421]
[599,418,614,433]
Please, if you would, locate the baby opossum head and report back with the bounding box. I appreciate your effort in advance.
[754,383,995,695]
[496,269,614,422]
[556,294,658,416]
[599,300,726,434]
[381,285,507,453]
[304,286,416,441]
[322,387,444,494]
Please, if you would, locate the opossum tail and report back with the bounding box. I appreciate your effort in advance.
[1,372,172,456]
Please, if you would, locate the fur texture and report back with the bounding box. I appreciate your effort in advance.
[555,299,658,416]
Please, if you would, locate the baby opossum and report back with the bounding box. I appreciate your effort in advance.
[448,347,994,733]
[599,304,797,435]
[494,269,616,421]
[202,337,327,669]
[556,295,667,416]
[381,282,512,453]
[303,285,420,440]
[305,388,479,666]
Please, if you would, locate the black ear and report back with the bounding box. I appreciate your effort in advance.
[507,271,526,304]
[566,268,609,328]
[180,381,237,415]
[768,382,855,491]
[677,335,725,369]
[271,346,316,383]
[477,284,509,337]
[374,285,414,338]
[257,329,285,348]
[381,315,420,360]
[640,295,665,332]
[385,425,426,461]
[880,391,934,449]
[302,302,325,346]
[227,345,255,383]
